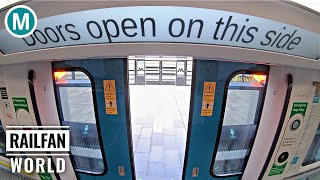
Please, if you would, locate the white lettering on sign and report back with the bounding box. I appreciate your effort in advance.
[0,6,318,59]
[6,130,70,152]
[13,13,29,30]
[11,157,65,173]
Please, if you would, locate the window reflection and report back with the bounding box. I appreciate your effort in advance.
[303,123,320,166]
[0,120,6,155]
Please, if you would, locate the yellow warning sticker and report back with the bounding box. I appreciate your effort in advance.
[201,82,216,116]
[103,80,118,115]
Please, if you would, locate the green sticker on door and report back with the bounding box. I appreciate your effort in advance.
[289,102,307,132]
[12,97,29,112]
[32,158,53,180]
[12,97,32,124]
[290,102,308,117]
[268,102,308,176]
[268,163,287,176]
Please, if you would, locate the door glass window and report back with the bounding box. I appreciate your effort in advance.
[302,123,320,166]
[54,70,105,174]
[0,120,6,156]
[212,73,267,176]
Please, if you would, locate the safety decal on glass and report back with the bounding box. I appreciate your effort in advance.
[201,82,216,116]
[103,80,118,115]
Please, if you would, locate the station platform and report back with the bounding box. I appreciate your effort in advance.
[130,85,190,179]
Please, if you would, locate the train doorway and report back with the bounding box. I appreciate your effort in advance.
[51,58,268,179]
[129,56,193,180]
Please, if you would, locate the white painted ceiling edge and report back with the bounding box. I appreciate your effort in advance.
[0,0,21,10]
[0,1,319,70]
[290,0,320,13]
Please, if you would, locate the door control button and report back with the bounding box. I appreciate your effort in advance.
[278,152,289,163]
[291,119,301,131]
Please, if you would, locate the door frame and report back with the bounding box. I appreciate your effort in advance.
[52,66,109,177]
[209,69,269,178]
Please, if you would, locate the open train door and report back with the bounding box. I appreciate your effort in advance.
[183,60,268,180]
[52,59,134,179]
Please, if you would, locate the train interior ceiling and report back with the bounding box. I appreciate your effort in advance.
[0,1,319,180]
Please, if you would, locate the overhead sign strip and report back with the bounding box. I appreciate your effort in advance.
[0,6,318,59]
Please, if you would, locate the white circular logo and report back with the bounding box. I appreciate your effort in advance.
[4,5,37,38]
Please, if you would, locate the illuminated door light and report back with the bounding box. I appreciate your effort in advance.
[252,74,266,84]
[54,71,66,80]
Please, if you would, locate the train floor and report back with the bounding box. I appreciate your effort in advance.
[130,85,190,180]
